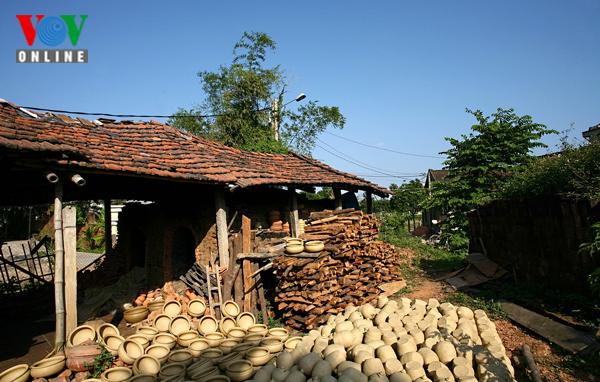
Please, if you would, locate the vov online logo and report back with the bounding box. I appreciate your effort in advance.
[16,15,88,63]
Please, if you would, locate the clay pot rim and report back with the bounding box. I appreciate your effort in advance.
[68,325,96,346]
[177,330,198,338]
[205,332,224,339]
[102,367,132,381]
[0,364,29,380]
[159,363,185,374]
[31,355,65,368]
[137,326,158,334]
[97,323,120,338]
[146,343,170,355]
[226,359,252,372]
[223,301,240,316]
[246,346,269,357]
[128,375,156,382]
[125,306,149,314]
[133,355,160,373]
[268,327,288,334]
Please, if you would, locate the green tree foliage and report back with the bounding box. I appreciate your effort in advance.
[389,180,426,231]
[170,32,345,154]
[428,108,556,248]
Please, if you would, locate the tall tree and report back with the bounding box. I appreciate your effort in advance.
[390,180,426,231]
[170,32,344,154]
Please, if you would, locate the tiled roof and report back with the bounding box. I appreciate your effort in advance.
[429,169,449,182]
[0,100,389,196]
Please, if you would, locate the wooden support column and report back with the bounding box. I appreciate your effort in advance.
[241,215,254,313]
[53,180,66,350]
[63,206,77,337]
[289,187,299,238]
[333,188,343,210]
[366,190,373,214]
[214,189,230,268]
[104,199,112,255]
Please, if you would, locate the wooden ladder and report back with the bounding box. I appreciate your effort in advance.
[205,261,223,318]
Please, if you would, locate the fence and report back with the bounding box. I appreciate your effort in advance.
[0,236,54,294]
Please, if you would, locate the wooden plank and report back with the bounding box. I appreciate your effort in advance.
[63,206,78,337]
[257,269,268,326]
[242,215,252,313]
[501,301,599,354]
[104,199,112,255]
[214,188,230,268]
[233,234,243,308]
[289,187,299,238]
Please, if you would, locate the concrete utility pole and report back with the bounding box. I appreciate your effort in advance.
[271,98,280,142]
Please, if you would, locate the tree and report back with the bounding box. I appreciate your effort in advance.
[389,180,426,231]
[428,108,557,249]
[170,32,345,154]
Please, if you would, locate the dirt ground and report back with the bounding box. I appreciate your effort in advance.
[402,271,598,382]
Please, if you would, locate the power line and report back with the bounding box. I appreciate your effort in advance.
[324,131,445,159]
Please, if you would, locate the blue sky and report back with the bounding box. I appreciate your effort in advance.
[1,1,599,188]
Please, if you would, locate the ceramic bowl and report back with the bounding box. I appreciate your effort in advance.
[222,300,240,317]
[219,316,237,334]
[304,240,324,253]
[243,333,264,345]
[162,300,182,318]
[128,334,150,349]
[117,339,144,364]
[188,338,210,357]
[217,352,244,369]
[230,342,253,354]
[169,315,191,336]
[187,299,206,317]
[97,323,119,340]
[136,326,159,340]
[68,325,97,346]
[284,238,303,245]
[204,376,230,382]
[176,330,198,347]
[167,350,193,367]
[158,363,185,380]
[245,346,272,366]
[129,375,156,382]
[188,366,219,381]
[200,348,223,360]
[260,337,284,353]
[236,312,255,330]
[103,335,124,355]
[145,344,170,364]
[152,314,171,333]
[225,360,254,382]
[284,336,302,351]
[0,364,29,382]
[285,244,304,254]
[204,332,225,347]
[30,356,65,379]
[247,324,268,336]
[219,339,240,354]
[124,306,149,324]
[133,355,160,376]
[152,333,176,349]
[268,327,289,342]
[226,327,246,340]
[147,300,164,312]
[100,367,132,382]
[198,315,219,335]
[187,359,214,376]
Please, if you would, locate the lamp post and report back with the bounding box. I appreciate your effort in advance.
[271,93,306,141]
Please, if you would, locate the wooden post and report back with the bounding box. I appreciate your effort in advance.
[63,206,77,337]
[333,188,343,210]
[289,187,299,238]
[104,199,112,255]
[366,190,373,214]
[232,234,243,308]
[241,215,253,313]
[53,181,66,350]
[214,189,230,268]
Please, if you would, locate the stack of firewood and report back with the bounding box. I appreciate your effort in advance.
[273,208,408,330]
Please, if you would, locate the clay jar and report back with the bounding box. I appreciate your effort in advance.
[434,341,457,364]
[68,325,97,347]
[133,355,160,376]
[30,356,65,379]
[162,300,182,318]
[268,327,289,342]
[198,315,219,335]
[100,367,132,382]
[223,300,241,317]
[117,340,144,365]
[145,344,170,364]
[152,333,176,349]
[187,299,206,317]
[65,342,102,372]
[245,346,272,366]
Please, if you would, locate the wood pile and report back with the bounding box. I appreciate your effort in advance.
[273,208,408,330]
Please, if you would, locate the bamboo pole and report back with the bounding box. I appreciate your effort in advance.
[53,180,66,350]
[63,206,77,337]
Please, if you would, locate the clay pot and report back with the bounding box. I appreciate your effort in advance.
[333,330,355,348]
[204,376,230,382]
[169,315,191,336]
[162,300,182,318]
[227,327,246,340]
[136,326,159,340]
[198,315,219,335]
[97,323,119,341]
[129,376,156,382]
[100,367,132,382]
[304,240,324,253]
[133,355,160,376]
[152,333,176,349]
[219,339,241,354]
[225,360,254,382]
[404,361,425,380]
[247,324,268,336]
[153,314,171,332]
[260,337,284,353]
[65,343,102,372]
[158,363,185,380]
[189,366,219,381]
[218,353,244,370]
[147,300,164,312]
[285,244,303,254]
[124,306,149,324]
[0,364,29,382]
[200,348,223,360]
[243,333,264,345]
[117,339,144,364]
[284,238,303,246]
[434,341,457,364]
[231,342,253,354]
[220,316,237,334]
[187,299,206,317]
[284,336,302,351]
[128,334,150,349]
[30,356,65,379]
[205,332,225,347]
[176,330,198,347]
[223,300,241,317]
[236,312,255,330]
[189,338,210,357]
[145,344,170,364]
[68,325,97,347]
[104,335,124,355]
[245,346,272,366]
[187,359,213,376]
[167,350,193,366]
[268,327,289,342]
[375,345,396,363]
[395,335,417,355]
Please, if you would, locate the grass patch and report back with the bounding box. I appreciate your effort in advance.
[446,291,506,319]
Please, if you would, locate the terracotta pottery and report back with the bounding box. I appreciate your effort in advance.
[188,366,219,381]
[204,376,230,382]
[268,327,289,342]
[284,237,303,245]
[225,360,254,382]
[198,315,219,335]
[160,376,184,382]
[243,333,264,345]
[231,342,253,354]
[147,300,164,312]
[169,315,191,336]
[189,338,211,357]
[133,355,160,376]
[152,333,176,349]
[187,358,214,375]
[158,363,185,380]
[247,324,268,336]
[162,300,182,318]
[220,316,237,334]
[284,336,302,351]
[124,306,149,324]
[226,327,246,340]
[200,348,223,360]
[236,312,255,330]
[434,341,457,364]
[219,338,240,354]
[153,314,171,333]
[128,334,150,349]
[65,343,102,372]
[167,349,193,366]
[0,364,29,382]
[145,344,170,364]
[187,299,206,317]
[97,323,119,341]
[30,356,65,379]
[222,300,241,318]
[136,326,159,340]
[304,240,324,253]
[176,330,198,347]
[285,244,303,254]
[129,375,156,382]
[68,325,97,346]
[100,367,132,382]
[217,352,244,369]
[117,339,144,364]
[260,337,283,353]
[245,346,272,366]
[205,332,225,347]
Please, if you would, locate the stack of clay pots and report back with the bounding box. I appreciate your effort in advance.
[251,297,515,382]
